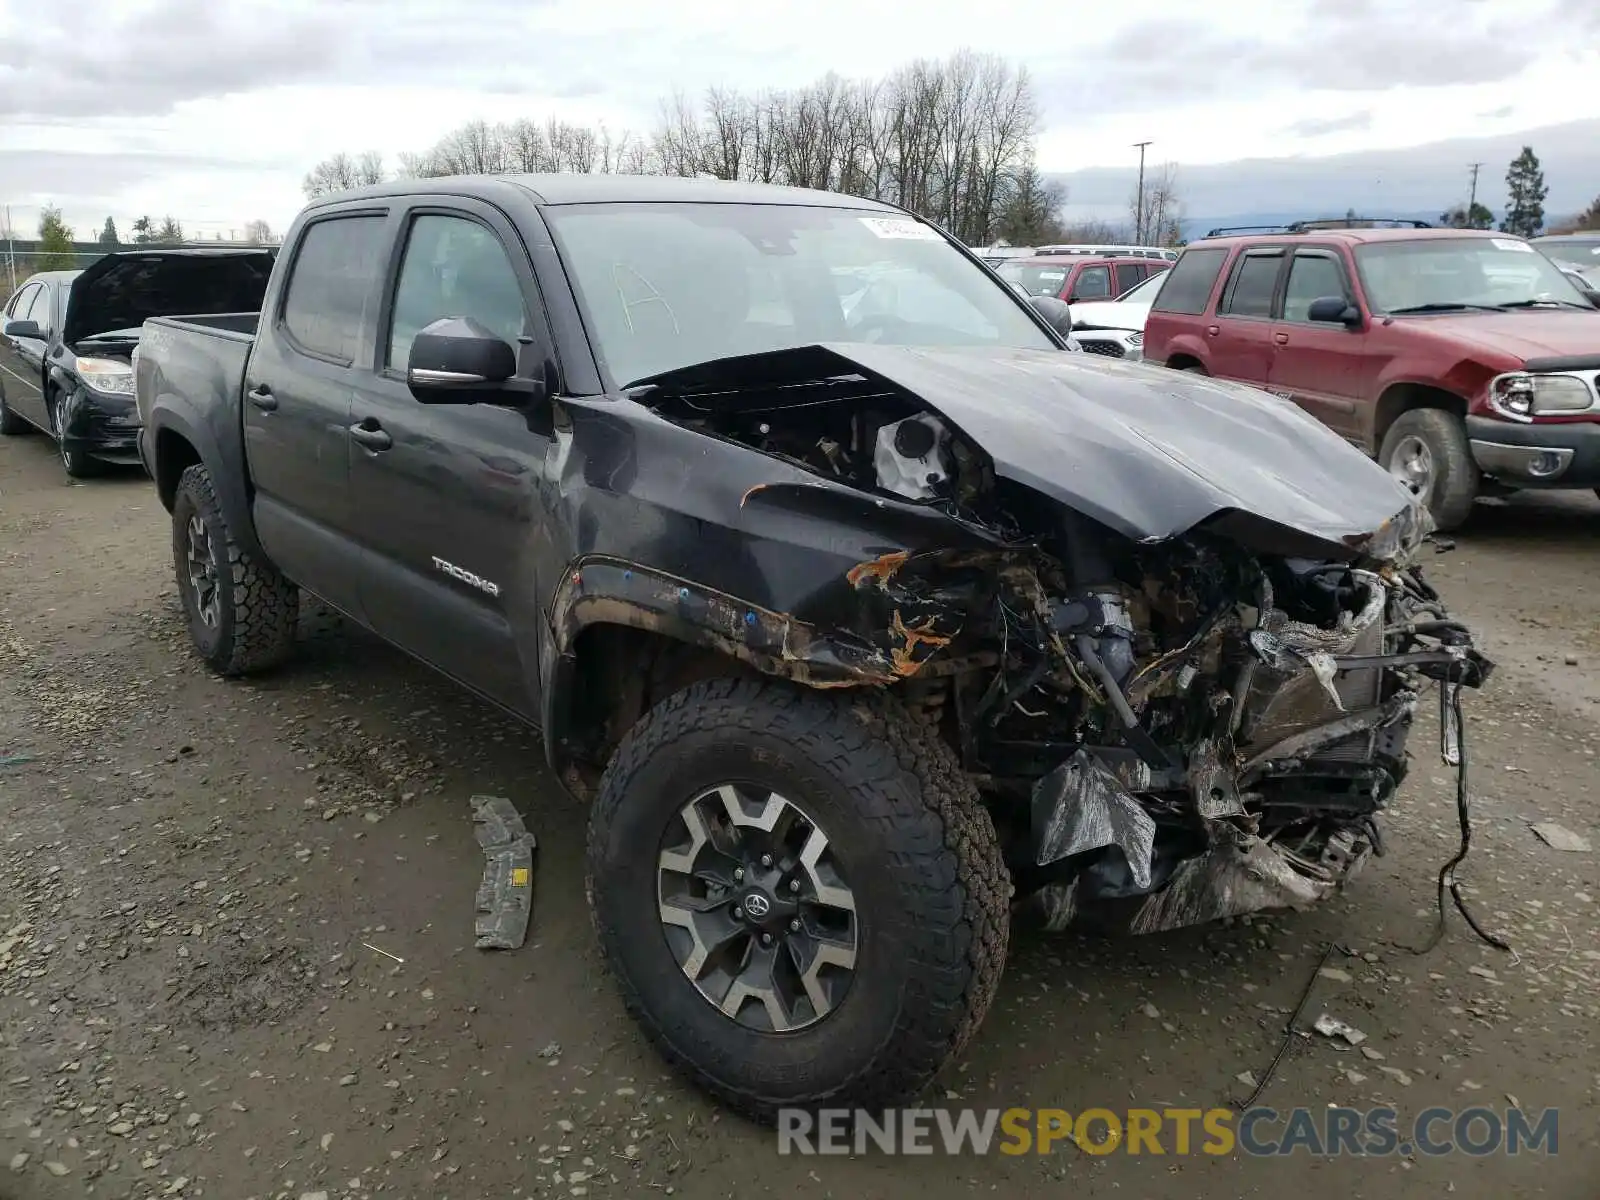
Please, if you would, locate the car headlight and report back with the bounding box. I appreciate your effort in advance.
[1490,372,1593,417]
[75,357,135,396]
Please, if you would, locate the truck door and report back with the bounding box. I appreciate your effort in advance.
[1,282,48,427]
[346,202,553,718]
[1266,248,1372,443]
[1206,246,1287,388]
[244,210,390,620]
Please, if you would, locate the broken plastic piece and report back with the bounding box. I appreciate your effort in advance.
[1312,1013,1367,1046]
[471,794,537,950]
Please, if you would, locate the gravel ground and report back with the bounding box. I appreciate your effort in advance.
[0,432,1596,1199]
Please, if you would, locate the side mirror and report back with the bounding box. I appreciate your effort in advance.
[1306,296,1362,327]
[1028,295,1075,340]
[406,316,517,404]
[2,318,44,340]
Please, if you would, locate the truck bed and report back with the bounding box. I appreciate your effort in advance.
[154,312,261,339]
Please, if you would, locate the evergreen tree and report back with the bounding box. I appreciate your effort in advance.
[1500,147,1547,238]
[156,216,185,244]
[37,206,76,271]
[1440,203,1493,230]
[98,216,120,247]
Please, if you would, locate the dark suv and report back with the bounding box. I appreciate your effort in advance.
[1143,219,1600,529]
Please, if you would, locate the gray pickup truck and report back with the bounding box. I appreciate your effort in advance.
[135,174,1490,1122]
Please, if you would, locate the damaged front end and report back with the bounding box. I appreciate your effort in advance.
[617,344,1495,936]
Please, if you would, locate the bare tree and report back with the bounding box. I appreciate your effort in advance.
[1129,162,1183,245]
[242,219,275,244]
[302,150,386,198]
[302,50,1049,239]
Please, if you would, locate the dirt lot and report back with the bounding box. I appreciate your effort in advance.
[1,432,1596,1200]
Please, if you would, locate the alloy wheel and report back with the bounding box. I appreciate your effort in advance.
[185,514,221,628]
[656,783,859,1033]
[1387,433,1435,504]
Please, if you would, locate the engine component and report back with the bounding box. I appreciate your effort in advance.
[874,414,951,501]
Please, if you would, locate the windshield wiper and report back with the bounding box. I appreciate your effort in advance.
[1385,303,1501,315]
[1492,299,1594,310]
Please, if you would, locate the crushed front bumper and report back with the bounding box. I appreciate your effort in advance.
[62,387,143,465]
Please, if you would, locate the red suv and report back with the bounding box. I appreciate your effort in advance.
[998,255,1171,305]
[1142,219,1600,530]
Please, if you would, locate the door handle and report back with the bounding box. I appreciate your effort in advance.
[1206,325,1220,336]
[246,385,278,412]
[1273,332,1290,344]
[349,420,392,452]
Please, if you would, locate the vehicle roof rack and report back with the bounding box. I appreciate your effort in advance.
[1287,216,1432,231]
[1204,217,1433,237]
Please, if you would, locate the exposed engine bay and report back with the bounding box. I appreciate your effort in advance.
[629,345,1495,935]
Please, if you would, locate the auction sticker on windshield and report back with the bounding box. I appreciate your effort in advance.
[860,217,942,240]
[1491,239,1534,252]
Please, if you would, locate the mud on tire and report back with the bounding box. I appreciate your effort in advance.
[585,677,1011,1123]
[171,463,299,676]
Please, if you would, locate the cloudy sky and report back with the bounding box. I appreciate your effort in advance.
[2,0,1597,240]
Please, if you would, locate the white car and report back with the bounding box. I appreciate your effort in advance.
[1065,270,1168,361]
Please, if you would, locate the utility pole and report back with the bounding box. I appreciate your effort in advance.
[3,204,15,295]
[1467,162,1482,213]
[1133,141,1152,243]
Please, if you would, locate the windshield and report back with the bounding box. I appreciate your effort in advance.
[1533,237,1600,269]
[542,203,1056,387]
[1355,237,1590,313]
[996,261,1071,297]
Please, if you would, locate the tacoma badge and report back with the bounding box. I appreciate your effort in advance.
[432,556,501,597]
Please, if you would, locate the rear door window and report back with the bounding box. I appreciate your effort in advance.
[1219,249,1285,318]
[1151,247,1229,314]
[281,214,388,364]
[1113,263,1145,295]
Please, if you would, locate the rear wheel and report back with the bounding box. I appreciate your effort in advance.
[586,678,1010,1123]
[171,463,299,676]
[1379,408,1478,532]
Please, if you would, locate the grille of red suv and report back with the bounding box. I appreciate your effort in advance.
[1076,339,1126,359]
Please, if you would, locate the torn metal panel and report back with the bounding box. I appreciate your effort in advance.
[1030,749,1157,888]
[471,795,537,951]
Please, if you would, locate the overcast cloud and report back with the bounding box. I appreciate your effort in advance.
[1,0,1597,237]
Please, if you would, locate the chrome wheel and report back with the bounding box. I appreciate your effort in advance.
[1387,433,1434,503]
[185,514,221,628]
[657,783,858,1032]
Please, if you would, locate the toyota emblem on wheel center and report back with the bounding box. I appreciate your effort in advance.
[743,892,771,919]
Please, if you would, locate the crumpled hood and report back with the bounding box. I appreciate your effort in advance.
[804,343,1419,553]
[63,249,275,346]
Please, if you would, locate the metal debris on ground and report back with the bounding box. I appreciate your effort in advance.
[471,794,537,950]
[1312,1013,1368,1047]
[1530,823,1591,853]
[0,753,35,767]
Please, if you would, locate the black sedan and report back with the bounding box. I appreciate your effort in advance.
[0,249,274,478]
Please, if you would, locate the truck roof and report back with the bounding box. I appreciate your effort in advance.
[308,173,906,212]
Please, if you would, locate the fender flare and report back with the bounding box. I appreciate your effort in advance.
[538,554,956,782]
[145,399,264,561]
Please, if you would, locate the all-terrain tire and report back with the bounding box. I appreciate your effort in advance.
[586,677,1011,1123]
[0,388,30,435]
[1379,408,1479,532]
[171,463,299,676]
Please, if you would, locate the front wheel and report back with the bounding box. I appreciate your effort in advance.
[586,678,1010,1122]
[1379,409,1479,532]
[171,463,299,676]
[48,394,100,478]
